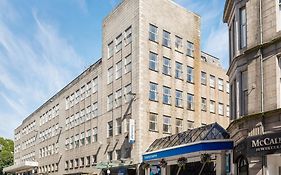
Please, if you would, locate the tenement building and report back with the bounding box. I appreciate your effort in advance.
[4,0,229,175]
[224,0,281,174]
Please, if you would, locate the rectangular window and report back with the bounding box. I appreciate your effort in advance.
[175,61,183,79]
[116,61,122,79]
[86,156,90,166]
[81,85,86,100]
[115,89,122,107]
[239,7,247,49]
[86,81,92,96]
[124,84,132,103]
[92,155,97,165]
[187,66,194,83]
[226,81,230,93]
[201,71,207,85]
[163,116,171,133]
[219,103,224,115]
[149,52,158,71]
[163,57,171,75]
[80,132,85,146]
[149,24,158,42]
[107,121,113,137]
[175,36,183,50]
[116,34,122,52]
[175,118,183,134]
[92,102,98,118]
[116,150,122,160]
[124,54,132,74]
[149,113,158,131]
[226,105,230,117]
[187,93,194,110]
[86,105,91,121]
[162,30,171,47]
[92,127,98,142]
[116,118,122,135]
[187,41,194,57]
[210,100,215,113]
[149,82,158,101]
[210,75,215,88]
[75,89,80,104]
[175,90,183,107]
[201,97,207,111]
[86,129,91,144]
[218,78,224,91]
[163,86,171,105]
[70,136,74,149]
[92,77,98,94]
[187,120,194,129]
[75,134,79,148]
[107,94,113,111]
[107,151,113,161]
[107,67,113,84]
[108,42,114,58]
[125,26,132,45]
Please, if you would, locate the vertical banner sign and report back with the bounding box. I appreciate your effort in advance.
[129,119,135,144]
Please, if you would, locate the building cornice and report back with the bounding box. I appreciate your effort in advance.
[227,108,281,131]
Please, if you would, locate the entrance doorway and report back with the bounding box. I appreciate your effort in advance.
[169,161,215,175]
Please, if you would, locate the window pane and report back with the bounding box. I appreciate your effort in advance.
[149,24,158,42]
[149,52,158,71]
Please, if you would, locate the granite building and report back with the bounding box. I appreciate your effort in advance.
[224,0,281,174]
[4,0,229,174]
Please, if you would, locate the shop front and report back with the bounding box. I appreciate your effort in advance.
[3,161,38,175]
[142,123,233,175]
[233,132,281,175]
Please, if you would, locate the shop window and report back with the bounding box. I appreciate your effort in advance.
[238,157,248,175]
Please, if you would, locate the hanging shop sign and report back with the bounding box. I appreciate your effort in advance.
[129,119,135,144]
[234,132,281,161]
[150,165,161,175]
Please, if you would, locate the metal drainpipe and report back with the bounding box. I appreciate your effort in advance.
[259,1,266,175]
[259,0,264,115]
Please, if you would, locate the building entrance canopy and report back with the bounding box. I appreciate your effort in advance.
[3,161,38,173]
[143,123,233,162]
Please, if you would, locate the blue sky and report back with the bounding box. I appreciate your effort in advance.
[0,0,228,139]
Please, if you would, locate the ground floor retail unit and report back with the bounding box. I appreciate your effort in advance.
[142,123,233,175]
[234,132,281,175]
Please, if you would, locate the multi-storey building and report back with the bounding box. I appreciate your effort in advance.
[224,0,281,174]
[4,0,229,174]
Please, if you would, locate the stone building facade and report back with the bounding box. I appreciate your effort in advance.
[224,0,281,174]
[4,0,229,174]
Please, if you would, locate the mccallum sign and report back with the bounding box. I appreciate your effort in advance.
[250,133,281,153]
[234,132,281,161]
[252,137,281,148]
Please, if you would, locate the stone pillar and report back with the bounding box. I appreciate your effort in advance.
[216,152,226,175]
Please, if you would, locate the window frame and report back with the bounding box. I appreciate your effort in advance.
[149,52,158,71]
[149,113,158,132]
[163,57,171,76]
[149,82,158,101]
[163,86,171,105]
[163,115,171,134]
[162,30,171,48]
[149,24,158,42]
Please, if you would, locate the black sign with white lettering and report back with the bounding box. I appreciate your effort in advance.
[233,132,281,162]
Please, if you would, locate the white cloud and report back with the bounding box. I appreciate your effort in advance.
[0,1,86,139]
[204,23,229,68]
[175,0,229,68]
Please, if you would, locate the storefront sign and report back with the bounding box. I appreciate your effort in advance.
[234,132,281,162]
[248,132,281,155]
[129,119,135,144]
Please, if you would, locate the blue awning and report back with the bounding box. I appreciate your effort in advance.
[143,140,233,161]
[143,123,233,161]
